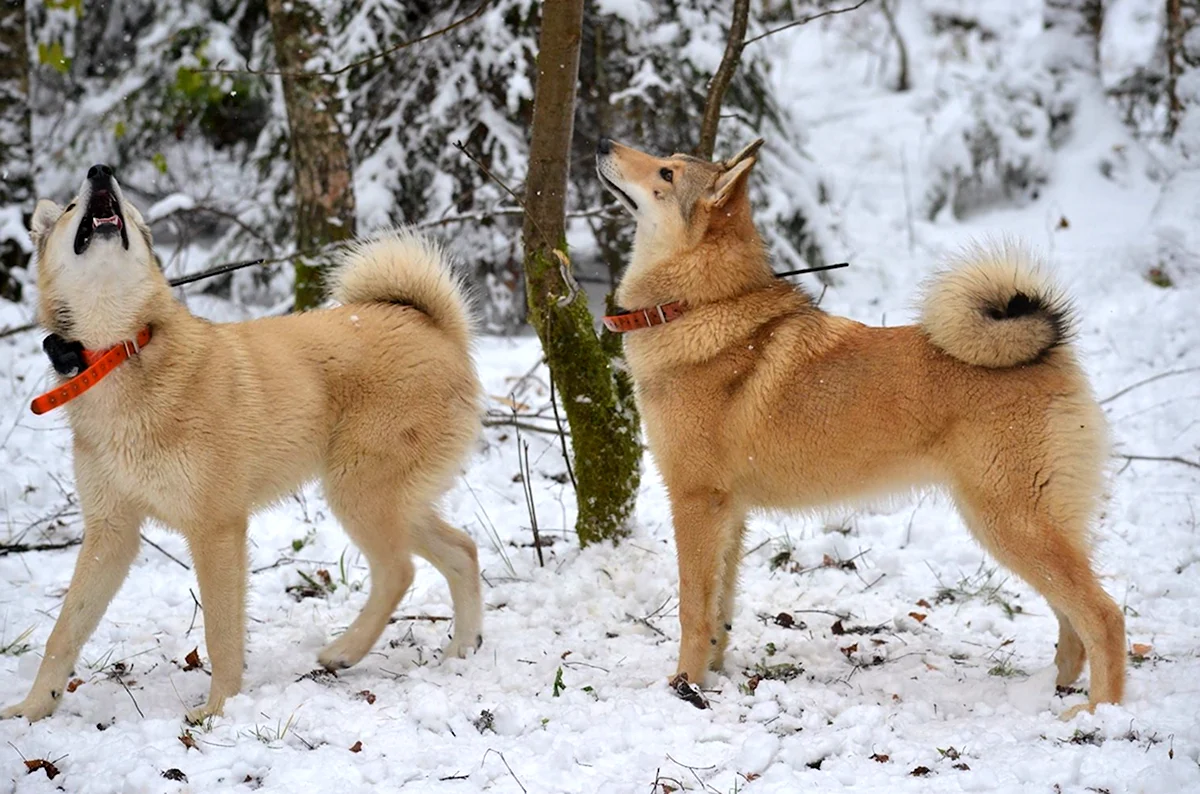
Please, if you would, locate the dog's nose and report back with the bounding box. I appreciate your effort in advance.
[597,137,612,155]
[87,163,114,183]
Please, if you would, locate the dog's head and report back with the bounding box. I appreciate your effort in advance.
[596,138,761,255]
[30,164,160,343]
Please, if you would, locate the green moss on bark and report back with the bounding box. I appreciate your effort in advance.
[526,250,641,546]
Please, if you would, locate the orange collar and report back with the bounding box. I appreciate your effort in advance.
[601,301,686,333]
[30,327,152,415]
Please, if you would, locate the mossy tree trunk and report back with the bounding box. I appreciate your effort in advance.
[523,0,640,546]
[0,0,33,302]
[266,0,356,311]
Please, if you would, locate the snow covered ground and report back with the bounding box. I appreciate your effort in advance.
[2,13,1199,794]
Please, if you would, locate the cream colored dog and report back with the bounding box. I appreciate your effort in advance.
[3,165,483,723]
[597,138,1125,718]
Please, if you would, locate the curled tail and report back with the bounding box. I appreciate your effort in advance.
[330,229,474,350]
[919,240,1073,368]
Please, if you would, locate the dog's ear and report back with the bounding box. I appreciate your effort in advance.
[30,200,64,248]
[710,157,756,210]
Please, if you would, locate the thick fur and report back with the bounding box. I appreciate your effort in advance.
[921,240,1073,368]
[598,140,1124,719]
[3,178,483,723]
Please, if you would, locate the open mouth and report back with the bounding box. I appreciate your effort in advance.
[74,189,129,255]
[598,171,639,214]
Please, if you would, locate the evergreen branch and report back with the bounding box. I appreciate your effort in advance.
[744,0,875,46]
[200,0,493,78]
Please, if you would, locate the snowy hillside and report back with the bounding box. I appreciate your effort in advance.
[1,1,1199,793]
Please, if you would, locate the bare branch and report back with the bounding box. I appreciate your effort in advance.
[744,0,875,46]
[1100,366,1200,406]
[200,1,493,78]
[1119,454,1200,470]
[696,0,751,159]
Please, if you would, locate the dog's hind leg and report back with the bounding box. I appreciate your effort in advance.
[318,478,415,671]
[670,489,737,685]
[1,488,143,722]
[1053,606,1086,688]
[711,519,747,672]
[186,519,249,723]
[953,485,1125,718]
[412,513,482,659]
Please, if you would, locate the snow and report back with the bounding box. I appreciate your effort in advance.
[2,5,1200,794]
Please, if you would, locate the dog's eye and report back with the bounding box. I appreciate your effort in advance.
[659,168,673,183]
[64,203,75,212]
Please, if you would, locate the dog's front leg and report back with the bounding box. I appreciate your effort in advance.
[2,495,143,722]
[185,522,248,723]
[670,489,735,688]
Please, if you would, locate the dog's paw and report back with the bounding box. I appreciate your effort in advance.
[185,699,225,726]
[1058,702,1095,722]
[1,692,60,722]
[669,672,709,710]
[442,633,483,661]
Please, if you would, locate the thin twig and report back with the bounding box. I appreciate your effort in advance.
[119,676,145,719]
[1119,454,1200,470]
[140,534,191,570]
[744,0,875,46]
[517,434,545,568]
[452,140,557,254]
[1100,366,1200,405]
[482,417,567,436]
[0,321,36,339]
[0,538,81,557]
[201,1,493,78]
[481,749,526,794]
[548,375,577,493]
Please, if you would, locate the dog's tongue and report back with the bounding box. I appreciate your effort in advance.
[92,215,122,229]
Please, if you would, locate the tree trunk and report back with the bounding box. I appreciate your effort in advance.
[695,0,750,159]
[0,0,33,302]
[523,0,641,546]
[1165,0,1200,143]
[266,0,356,311]
[1043,0,1103,76]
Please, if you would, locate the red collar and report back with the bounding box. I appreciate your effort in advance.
[601,301,686,334]
[30,327,153,415]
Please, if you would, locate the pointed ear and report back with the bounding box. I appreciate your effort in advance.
[711,157,756,209]
[30,200,64,246]
[722,138,764,169]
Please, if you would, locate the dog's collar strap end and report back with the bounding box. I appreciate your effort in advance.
[30,327,152,415]
[602,301,686,333]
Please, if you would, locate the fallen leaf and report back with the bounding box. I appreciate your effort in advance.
[357,690,376,705]
[871,753,890,763]
[162,768,188,781]
[831,619,846,635]
[66,677,85,693]
[953,763,971,771]
[910,766,932,777]
[183,647,203,671]
[908,612,927,623]
[24,760,60,780]
[179,731,197,751]
[743,773,761,782]
[916,599,932,609]
[840,643,858,658]
[1057,216,1070,229]
[349,741,363,753]
[774,611,795,629]
[1131,643,1152,657]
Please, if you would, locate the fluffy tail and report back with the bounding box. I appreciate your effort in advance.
[330,230,474,350]
[919,240,1073,368]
